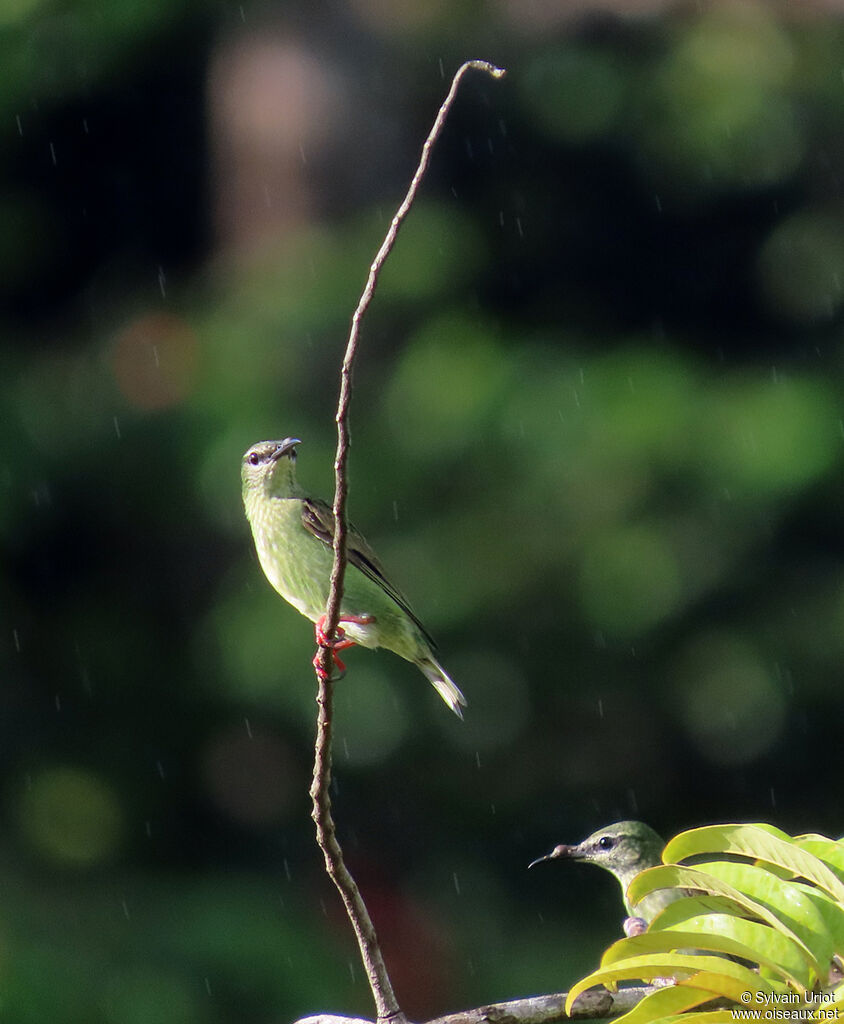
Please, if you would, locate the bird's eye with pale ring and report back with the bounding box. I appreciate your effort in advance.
[598,836,614,850]
[247,452,261,466]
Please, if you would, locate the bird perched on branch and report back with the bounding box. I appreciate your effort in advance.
[530,821,677,936]
[241,437,467,718]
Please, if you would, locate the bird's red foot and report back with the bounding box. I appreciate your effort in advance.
[314,613,375,649]
[313,649,346,680]
[313,614,375,680]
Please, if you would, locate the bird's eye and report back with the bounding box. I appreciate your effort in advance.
[598,836,614,850]
[247,452,261,466]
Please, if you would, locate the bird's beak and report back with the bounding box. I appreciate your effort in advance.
[528,843,575,868]
[271,437,301,461]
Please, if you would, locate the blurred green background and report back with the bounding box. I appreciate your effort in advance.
[4,0,844,1020]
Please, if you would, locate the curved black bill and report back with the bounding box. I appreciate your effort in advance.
[528,843,575,869]
[271,437,301,461]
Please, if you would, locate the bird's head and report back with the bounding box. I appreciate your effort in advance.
[529,821,664,883]
[241,438,301,499]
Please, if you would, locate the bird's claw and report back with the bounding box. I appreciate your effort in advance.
[312,650,346,682]
[313,614,374,680]
[315,619,349,650]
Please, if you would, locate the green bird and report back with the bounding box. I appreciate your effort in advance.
[530,821,678,935]
[241,437,467,718]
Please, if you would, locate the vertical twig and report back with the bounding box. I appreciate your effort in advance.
[308,60,505,1021]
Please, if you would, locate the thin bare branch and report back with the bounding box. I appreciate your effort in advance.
[324,58,506,651]
[294,985,656,1024]
[309,59,506,1023]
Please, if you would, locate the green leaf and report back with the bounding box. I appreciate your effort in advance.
[651,894,758,928]
[663,825,844,905]
[791,883,844,958]
[602,915,810,990]
[565,952,777,1014]
[696,860,835,971]
[611,983,717,1024]
[644,1014,740,1024]
[795,836,844,885]
[628,864,828,978]
[809,982,844,1020]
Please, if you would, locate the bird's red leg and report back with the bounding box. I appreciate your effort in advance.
[313,613,376,679]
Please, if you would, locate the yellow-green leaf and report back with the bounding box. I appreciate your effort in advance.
[628,864,828,978]
[696,860,834,970]
[795,836,844,885]
[809,981,844,1020]
[603,915,810,990]
[792,883,844,961]
[611,983,716,1024]
[650,894,755,929]
[647,1014,737,1024]
[565,952,776,1014]
[663,825,844,905]
[681,967,774,1004]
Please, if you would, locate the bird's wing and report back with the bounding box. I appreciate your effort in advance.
[300,497,436,648]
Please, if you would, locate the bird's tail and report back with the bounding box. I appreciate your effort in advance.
[417,657,467,719]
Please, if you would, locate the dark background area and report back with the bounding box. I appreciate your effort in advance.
[4,1,844,1020]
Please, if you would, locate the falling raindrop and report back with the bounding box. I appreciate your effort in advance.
[12,629,20,653]
[452,872,461,895]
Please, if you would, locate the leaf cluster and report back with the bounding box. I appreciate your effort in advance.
[568,825,844,1024]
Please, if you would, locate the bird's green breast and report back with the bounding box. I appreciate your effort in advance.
[246,493,332,621]
[244,490,426,661]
